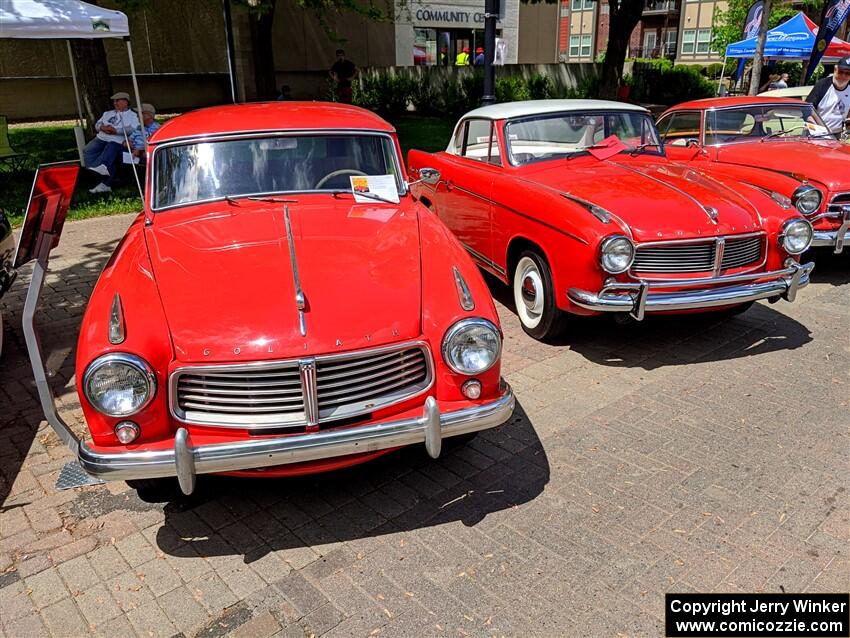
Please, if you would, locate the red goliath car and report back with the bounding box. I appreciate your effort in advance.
[657,97,850,253]
[408,100,815,340]
[19,102,514,496]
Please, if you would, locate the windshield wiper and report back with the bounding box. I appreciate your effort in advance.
[626,142,661,155]
[329,189,399,205]
[225,194,299,205]
[565,144,610,161]
[761,125,807,141]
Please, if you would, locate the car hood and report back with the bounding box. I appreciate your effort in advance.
[522,156,765,242]
[714,140,850,192]
[146,199,421,363]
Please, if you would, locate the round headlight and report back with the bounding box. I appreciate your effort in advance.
[599,235,635,274]
[442,318,501,375]
[780,218,813,255]
[83,353,156,417]
[792,185,822,215]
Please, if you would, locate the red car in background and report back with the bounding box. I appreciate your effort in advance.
[20,103,514,496]
[657,97,850,253]
[408,100,815,340]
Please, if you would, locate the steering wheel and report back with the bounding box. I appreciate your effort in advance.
[314,168,367,189]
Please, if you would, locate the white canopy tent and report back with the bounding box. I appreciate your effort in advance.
[0,0,145,162]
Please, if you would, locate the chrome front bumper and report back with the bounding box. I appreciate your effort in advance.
[567,261,814,321]
[78,384,515,495]
[810,207,850,253]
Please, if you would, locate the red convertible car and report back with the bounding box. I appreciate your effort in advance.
[20,103,514,495]
[658,97,850,253]
[408,100,815,340]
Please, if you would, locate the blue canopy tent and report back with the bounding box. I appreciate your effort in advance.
[719,12,850,91]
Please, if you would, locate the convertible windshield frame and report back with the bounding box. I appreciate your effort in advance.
[703,103,835,146]
[149,129,406,212]
[503,110,665,166]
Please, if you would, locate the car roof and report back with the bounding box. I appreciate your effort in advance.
[150,102,395,143]
[461,99,649,120]
[667,96,811,111]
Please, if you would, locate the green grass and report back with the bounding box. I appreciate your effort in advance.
[1,115,456,227]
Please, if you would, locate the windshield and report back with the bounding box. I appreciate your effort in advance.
[705,104,832,145]
[505,111,662,165]
[153,133,403,210]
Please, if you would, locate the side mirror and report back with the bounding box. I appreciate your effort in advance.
[418,167,441,186]
[685,138,700,148]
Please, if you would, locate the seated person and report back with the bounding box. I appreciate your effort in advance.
[84,92,139,194]
[128,103,160,163]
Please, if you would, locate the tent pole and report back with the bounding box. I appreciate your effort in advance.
[718,56,727,95]
[66,41,84,128]
[125,38,146,145]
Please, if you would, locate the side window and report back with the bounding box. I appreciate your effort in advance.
[660,112,702,146]
[451,122,466,155]
[461,120,501,165]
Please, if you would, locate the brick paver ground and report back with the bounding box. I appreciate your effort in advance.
[1,214,847,637]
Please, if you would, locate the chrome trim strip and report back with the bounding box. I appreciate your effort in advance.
[713,237,725,277]
[561,192,612,223]
[78,383,516,494]
[462,242,507,276]
[150,130,407,212]
[169,340,435,429]
[108,293,125,345]
[299,359,319,429]
[567,262,814,317]
[283,204,307,337]
[613,162,720,224]
[453,267,475,311]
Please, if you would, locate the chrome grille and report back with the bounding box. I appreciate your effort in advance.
[827,192,850,215]
[171,344,432,429]
[633,242,715,273]
[721,235,764,269]
[632,234,764,275]
[317,348,429,419]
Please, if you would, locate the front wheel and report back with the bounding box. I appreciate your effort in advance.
[512,251,563,341]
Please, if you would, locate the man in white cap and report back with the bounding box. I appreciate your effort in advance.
[84,91,140,194]
[128,103,160,162]
[807,57,850,135]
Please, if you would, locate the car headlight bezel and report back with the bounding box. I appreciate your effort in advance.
[791,184,823,215]
[83,353,156,417]
[599,235,635,274]
[441,318,502,376]
[779,218,814,255]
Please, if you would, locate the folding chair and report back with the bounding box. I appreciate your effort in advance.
[0,115,28,172]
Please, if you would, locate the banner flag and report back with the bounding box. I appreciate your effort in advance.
[805,0,850,82]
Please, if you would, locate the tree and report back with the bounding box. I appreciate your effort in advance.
[749,0,772,94]
[232,0,391,101]
[69,37,113,138]
[598,0,645,99]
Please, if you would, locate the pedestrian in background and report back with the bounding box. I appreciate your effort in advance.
[807,57,850,134]
[330,49,357,104]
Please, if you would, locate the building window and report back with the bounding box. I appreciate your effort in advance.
[569,35,581,57]
[663,29,677,54]
[581,34,593,56]
[570,0,595,10]
[644,31,657,54]
[682,29,696,54]
[696,28,711,54]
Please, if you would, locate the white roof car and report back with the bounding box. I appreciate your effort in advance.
[758,86,812,100]
[460,99,649,121]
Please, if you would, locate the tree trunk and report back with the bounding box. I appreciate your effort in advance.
[748,0,771,95]
[70,38,113,138]
[249,0,277,101]
[599,0,645,100]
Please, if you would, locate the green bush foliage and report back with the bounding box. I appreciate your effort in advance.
[628,60,715,105]
[354,68,599,117]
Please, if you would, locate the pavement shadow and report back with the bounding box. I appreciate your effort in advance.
[806,248,850,287]
[0,237,122,505]
[481,271,813,370]
[154,401,548,563]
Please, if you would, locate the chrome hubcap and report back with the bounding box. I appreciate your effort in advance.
[521,275,538,308]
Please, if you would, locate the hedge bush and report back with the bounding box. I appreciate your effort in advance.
[627,60,715,105]
[352,70,598,117]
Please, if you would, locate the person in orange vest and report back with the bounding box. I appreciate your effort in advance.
[455,47,470,66]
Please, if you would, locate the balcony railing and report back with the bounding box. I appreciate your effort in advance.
[643,0,679,14]
[629,44,677,59]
